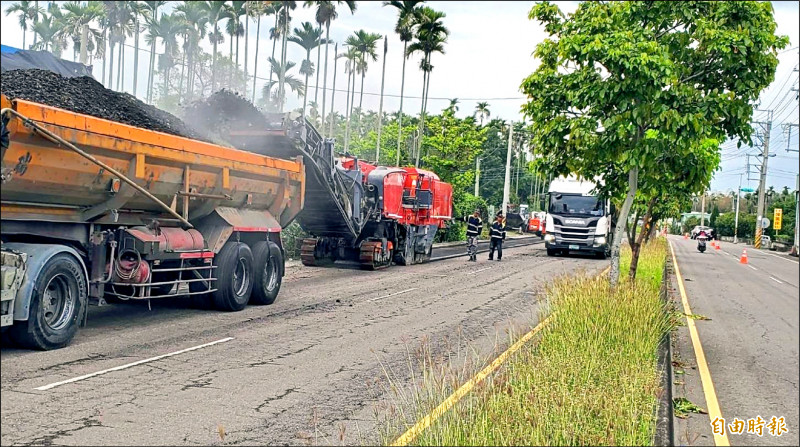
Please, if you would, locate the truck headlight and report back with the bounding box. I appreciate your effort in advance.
[594,236,606,246]
[544,234,555,243]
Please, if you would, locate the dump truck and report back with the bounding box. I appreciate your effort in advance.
[0,93,305,350]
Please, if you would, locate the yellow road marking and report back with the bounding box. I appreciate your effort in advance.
[391,265,611,446]
[669,240,730,446]
[390,316,552,446]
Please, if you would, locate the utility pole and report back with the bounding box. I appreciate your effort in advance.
[734,173,742,244]
[792,174,799,256]
[502,123,513,217]
[375,37,388,164]
[474,157,481,197]
[754,110,773,249]
[700,193,706,226]
[785,123,799,152]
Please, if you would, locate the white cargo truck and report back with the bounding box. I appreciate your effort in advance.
[543,175,612,258]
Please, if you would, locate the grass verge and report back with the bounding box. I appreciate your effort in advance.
[381,239,672,446]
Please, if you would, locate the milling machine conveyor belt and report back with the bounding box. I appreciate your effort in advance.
[225,115,363,243]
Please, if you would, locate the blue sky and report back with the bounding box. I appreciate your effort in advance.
[1,1,797,192]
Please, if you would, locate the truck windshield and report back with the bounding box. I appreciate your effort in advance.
[549,194,604,216]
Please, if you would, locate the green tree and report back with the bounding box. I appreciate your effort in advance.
[142,1,166,102]
[260,57,304,111]
[289,21,326,117]
[474,101,490,126]
[710,203,720,228]
[200,1,229,93]
[306,1,357,138]
[384,0,422,165]
[31,3,67,56]
[5,1,44,50]
[408,6,448,167]
[522,1,788,285]
[61,1,105,63]
[347,30,383,134]
[175,1,208,101]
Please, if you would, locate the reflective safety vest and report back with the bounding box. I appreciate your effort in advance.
[464,215,483,237]
[490,222,506,240]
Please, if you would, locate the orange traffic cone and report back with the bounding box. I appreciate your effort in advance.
[684,234,689,240]
[714,241,720,250]
[739,248,748,264]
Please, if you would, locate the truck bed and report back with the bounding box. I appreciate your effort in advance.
[1,94,305,228]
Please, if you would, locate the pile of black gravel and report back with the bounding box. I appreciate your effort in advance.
[183,89,275,140]
[1,69,206,141]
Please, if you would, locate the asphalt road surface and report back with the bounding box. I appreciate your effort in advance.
[1,237,606,446]
[670,236,799,446]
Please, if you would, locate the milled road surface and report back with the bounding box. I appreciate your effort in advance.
[670,236,799,446]
[1,238,606,446]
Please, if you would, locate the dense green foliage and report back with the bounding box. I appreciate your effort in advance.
[522,1,788,281]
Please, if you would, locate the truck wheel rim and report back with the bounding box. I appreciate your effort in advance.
[42,274,75,331]
[266,257,279,291]
[233,258,249,296]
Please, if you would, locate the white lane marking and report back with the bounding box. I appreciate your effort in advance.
[762,250,800,264]
[770,276,784,284]
[468,267,492,275]
[369,288,418,302]
[749,265,758,271]
[35,337,235,391]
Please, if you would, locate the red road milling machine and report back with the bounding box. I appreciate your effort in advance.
[190,92,454,270]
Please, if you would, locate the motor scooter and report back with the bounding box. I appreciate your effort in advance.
[697,234,708,253]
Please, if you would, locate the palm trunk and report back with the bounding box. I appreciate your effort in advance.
[314,27,321,106]
[278,6,288,110]
[302,49,311,117]
[609,167,639,288]
[251,16,261,102]
[108,41,115,87]
[186,37,195,100]
[421,67,433,160]
[328,42,338,137]
[235,25,240,80]
[357,70,366,135]
[22,30,26,51]
[133,19,139,96]
[343,69,352,148]
[179,41,186,100]
[415,63,428,167]
[396,41,407,167]
[244,13,249,93]
[147,5,158,102]
[147,40,155,101]
[101,27,107,86]
[268,14,278,88]
[320,24,331,139]
[376,37,388,164]
[211,25,218,92]
[229,34,234,86]
[117,38,123,91]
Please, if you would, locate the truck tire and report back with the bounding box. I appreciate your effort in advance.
[250,241,283,305]
[546,249,557,256]
[10,254,86,350]
[212,242,254,312]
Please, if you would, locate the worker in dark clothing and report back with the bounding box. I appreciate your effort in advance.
[488,211,506,261]
[460,209,483,261]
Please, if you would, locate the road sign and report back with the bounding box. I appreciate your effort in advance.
[774,208,783,230]
[740,187,755,192]
[762,217,771,229]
